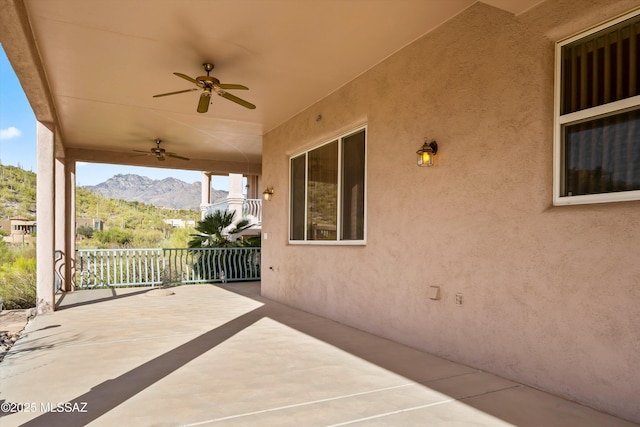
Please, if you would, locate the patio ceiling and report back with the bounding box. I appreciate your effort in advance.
[0,0,541,174]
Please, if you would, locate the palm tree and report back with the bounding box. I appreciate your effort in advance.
[188,210,257,282]
[188,210,252,248]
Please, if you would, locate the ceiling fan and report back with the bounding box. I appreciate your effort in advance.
[153,63,256,113]
[132,139,189,161]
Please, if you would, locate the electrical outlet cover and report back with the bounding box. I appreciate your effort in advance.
[455,293,463,305]
[428,286,440,300]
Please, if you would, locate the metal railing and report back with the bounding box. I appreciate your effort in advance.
[203,199,262,223]
[76,247,260,288]
[54,250,63,293]
[207,199,229,215]
[243,199,262,223]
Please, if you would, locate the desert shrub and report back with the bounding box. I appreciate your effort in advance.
[0,243,36,309]
[94,228,133,246]
[131,229,164,248]
[77,225,95,238]
[160,227,194,248]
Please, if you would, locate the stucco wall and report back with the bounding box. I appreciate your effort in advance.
[261,0,640,422]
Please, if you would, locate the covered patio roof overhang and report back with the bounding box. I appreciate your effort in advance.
[0,0,541,312]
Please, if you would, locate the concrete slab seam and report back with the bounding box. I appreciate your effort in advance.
[182,383,416,426]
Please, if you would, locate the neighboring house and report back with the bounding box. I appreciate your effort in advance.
[163,218,196,228]
[0,219,9,236]
[76,218,104,231]
[0,217,36,245]
[2,0,639,424]
[201,173,262,237]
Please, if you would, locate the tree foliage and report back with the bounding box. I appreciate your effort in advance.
[188,210,256,248]
[74,186,200,249]
[77,225,94,238]
[0,165,37,219]
[0,241,36,309]
[94,228,133,246]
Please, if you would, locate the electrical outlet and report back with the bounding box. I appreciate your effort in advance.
[455,293,463,305]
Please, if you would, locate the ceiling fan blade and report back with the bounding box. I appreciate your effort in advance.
[132,149,151,154]
[173,72,199,85]
[153,88,198,98]
[217,84,248,90]
[197,92,211,113]
[167,153,190,161]
[220,92,256,109]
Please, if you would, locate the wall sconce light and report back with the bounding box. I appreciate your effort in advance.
[263,187,274,201]
[417,138,438,167]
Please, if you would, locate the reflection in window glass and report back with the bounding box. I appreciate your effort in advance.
[289,127,366,242]
[290,155,306,240]
[307,141,338,240]
[342,131,365,240]
[563,109,640,196]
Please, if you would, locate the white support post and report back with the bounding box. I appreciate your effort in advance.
[200,172,212,219]
[227,173,245,233]
[36,121,56,313]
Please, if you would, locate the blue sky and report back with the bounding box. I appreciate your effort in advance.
[0,45,228,190]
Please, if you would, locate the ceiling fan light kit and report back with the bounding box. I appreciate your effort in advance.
[153,63,256,113]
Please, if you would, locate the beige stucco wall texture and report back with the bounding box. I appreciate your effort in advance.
[262,0,640,422]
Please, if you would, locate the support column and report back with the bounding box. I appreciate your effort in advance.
[65,161,76,291]
[246,175,259,199]
[200,172,212,219]
[54,157,65,293]
[227,173,245,229]
[257,175,262,199]
[36,121,55,313]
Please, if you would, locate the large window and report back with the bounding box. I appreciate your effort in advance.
[554,10,640,205]
[290,127,366,244]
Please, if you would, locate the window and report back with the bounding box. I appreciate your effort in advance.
[554,10,640,205]
[290,127,366,244]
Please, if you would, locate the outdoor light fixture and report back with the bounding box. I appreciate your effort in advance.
[263,187,274,201]
[417,139,438,167]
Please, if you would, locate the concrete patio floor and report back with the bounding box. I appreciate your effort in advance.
[0,283,637,427]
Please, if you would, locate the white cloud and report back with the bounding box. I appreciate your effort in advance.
[0,126,22,140]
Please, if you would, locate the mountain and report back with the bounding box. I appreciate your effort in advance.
[84,174,227,210]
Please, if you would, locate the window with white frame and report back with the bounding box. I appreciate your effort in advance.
[554,10,640,205]
[290,127,366,243]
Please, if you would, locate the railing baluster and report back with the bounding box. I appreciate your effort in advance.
[181,248,186,283]
[187,249,193,283]
[75,247,260,287]
[94,251,97,285]
[170,248,175,283]
[150,249,155,285]
[108,250,112,285]
[78,252,83,287]
[125,251,131,283]
[143,251,148,284]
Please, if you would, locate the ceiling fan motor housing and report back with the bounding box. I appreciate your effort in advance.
[197,76,220,87]
[153,62,255,111]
